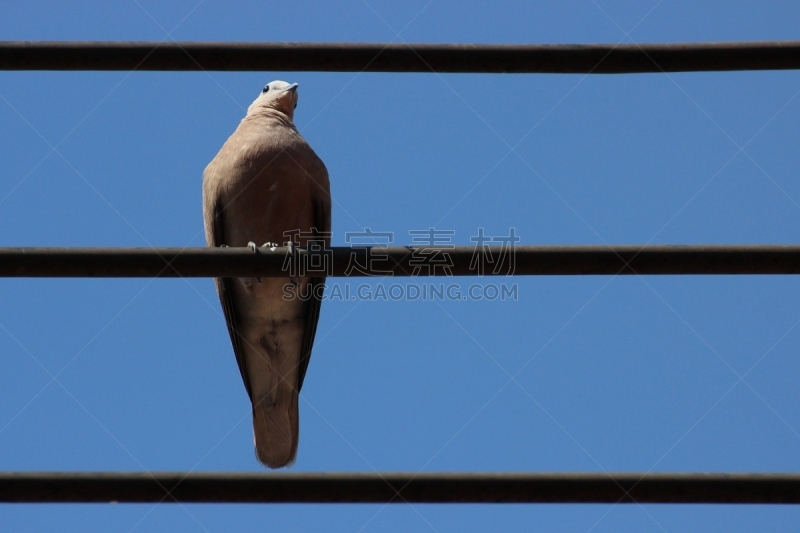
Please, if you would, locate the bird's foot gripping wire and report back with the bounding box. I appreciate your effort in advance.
[258,244,281,284]
[246,242,282,284]
[248,241,280,252]
[284,241,301,287]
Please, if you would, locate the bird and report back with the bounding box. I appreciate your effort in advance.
[202,81,331,468]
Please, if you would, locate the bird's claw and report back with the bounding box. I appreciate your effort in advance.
[248,242,282,252]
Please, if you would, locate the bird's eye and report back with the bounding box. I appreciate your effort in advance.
[262,86,270,93]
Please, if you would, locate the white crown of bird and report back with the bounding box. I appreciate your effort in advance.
[248,80,299,117]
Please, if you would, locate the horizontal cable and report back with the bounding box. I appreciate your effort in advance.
[1,245,799,277]
[1,472,799,503]
[2,41,800,72]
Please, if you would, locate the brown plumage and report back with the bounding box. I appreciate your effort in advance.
[203,81,331,468]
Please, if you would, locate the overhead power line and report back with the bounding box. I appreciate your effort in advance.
[1,245,799,277]
[2,41,800,72]
[2,472,799,503]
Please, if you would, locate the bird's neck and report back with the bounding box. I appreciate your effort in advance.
[244,107,295,129]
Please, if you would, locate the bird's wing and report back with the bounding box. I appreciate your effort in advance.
[297,182,332,392]
[209,198,253,400]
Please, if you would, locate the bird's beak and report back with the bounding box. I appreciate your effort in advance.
[287,83,299,93]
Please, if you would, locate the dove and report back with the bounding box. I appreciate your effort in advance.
[203,81,331,468]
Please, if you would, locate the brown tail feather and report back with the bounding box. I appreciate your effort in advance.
[252,393,299,468]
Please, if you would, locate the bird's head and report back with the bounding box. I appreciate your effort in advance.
[248,80,299,120]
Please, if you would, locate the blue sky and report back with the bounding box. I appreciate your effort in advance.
[2,1,800,531]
